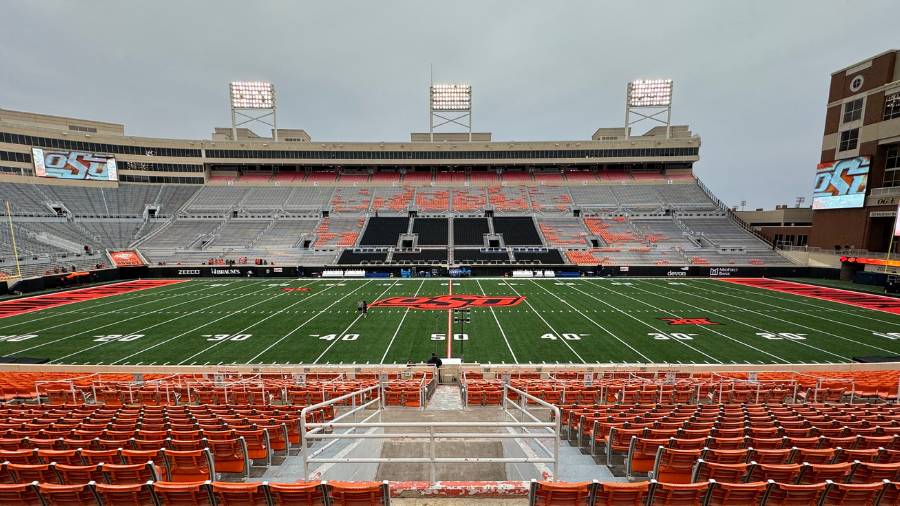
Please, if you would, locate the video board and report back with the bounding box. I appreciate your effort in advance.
[31,148,118,181]
[812,156,869,210]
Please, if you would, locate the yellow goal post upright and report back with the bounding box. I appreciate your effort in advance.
[4,201,23,281]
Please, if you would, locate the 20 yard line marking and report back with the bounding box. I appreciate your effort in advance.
[687,280,898,354]
[0,280,203,331]
[380,279,426,364]
[0,281,220,335]
[314,281,399,364]
[12,280,269,359]
[628,280,848,362]
[46,280,277,363]
[108,280,317,365]
[247,280,375,363]
[503,281,585,363]
[476,279,518,363]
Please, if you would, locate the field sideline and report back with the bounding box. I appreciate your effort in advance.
[0,278,898,366]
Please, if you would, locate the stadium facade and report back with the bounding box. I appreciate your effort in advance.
[0,102,798,287]
[811,49,900,253]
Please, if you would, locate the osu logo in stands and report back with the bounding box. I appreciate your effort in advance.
[658,317,719,325]
[371,295,525,310]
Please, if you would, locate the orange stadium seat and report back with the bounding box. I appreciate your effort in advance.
[267,481,328,505]
[152,480,214,506]
[528,480,594,505]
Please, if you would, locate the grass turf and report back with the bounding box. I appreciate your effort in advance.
[0,278,898,366]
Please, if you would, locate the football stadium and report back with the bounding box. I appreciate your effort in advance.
[1,4,900,502]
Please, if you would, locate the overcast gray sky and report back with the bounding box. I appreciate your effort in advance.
[0,1,896,209]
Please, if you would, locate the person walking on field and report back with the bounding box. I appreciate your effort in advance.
[357,300,364,316]
[362,300,368,317]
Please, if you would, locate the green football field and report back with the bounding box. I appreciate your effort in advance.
[0,278,899,366]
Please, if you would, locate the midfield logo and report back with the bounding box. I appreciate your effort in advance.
[370,295,525,310]
[658,317,720,325]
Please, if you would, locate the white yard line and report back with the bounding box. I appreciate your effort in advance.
[626,280,847,363]
[0,280,202,330]
[701,279,900,327]
[561,280,721,363]
[247,280,375,363]
[527,279,650,363]
[108,280,310,365]
[502,281,585,363]
[314,281,399,364]
[177,280,324,365]
[0,282,222,335]
[476,279,518,363]
[380,279,426,364]
[687,280,898,354]
[12,280,268,359]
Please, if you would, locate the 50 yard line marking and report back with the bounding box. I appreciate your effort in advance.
[380,279,426,364]
[247,280,374,364]
[47,280,277,364]
[476,279,517,363]
[503,280,585,363]
[11,280,269,359]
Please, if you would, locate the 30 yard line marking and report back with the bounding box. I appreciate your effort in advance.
[0,280,202,330]
[564,280,721,363]
[526,279,652,363]
[476,279,518,363]
[502,281,585,363]
[314,280,399,364]
[247,280,374,363]
[628,279,849,362]
[107,280,310,365]
[10,280,269,359]
[687,280,898,354]
[380,279,426,364]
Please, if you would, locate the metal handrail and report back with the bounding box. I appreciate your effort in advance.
[298,383,560,481]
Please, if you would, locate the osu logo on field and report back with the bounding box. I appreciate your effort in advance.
[659,317,720,325]
[371,295,525,310]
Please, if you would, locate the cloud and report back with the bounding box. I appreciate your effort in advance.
[0,0,896,208]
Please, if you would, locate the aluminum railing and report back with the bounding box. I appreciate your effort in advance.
[299,383,560,481]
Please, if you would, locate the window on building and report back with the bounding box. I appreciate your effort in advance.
[885,146,900,187]
[839,128,859,151]
[885,92,900,121]
[843,98,863,123]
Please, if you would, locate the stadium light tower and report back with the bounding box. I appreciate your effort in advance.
[429,83,472,142]
[229,81,278,141]
[625,79,673,139]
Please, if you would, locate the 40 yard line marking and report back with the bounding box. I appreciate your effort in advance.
[476,279,518,363]
[108,280,310,365]
[11,280,269,359]
[380,279,426,364]
[314,280,399,364]
[529,280,652,363]
[247,280,375,363]
[503,281,585,363]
